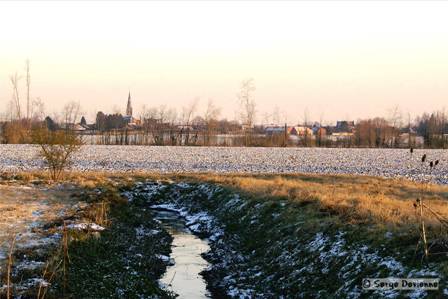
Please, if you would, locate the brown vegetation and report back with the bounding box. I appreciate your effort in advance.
[172,173,448,231]
[31,127,83,181]
[4,170,448,231]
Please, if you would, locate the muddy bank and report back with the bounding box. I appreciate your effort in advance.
[126,181,448,298]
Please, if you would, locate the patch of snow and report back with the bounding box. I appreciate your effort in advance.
[14,260,45,272]
[307,233,329,251]
[67,223,105,231]
[379,257,405,275]
[135,226,160,239]
[407,289,427,299]
[156,254,174,265]
[150,204,181,213]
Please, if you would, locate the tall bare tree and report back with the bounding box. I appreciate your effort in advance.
[26,59,31,121]
[10,73,21,120]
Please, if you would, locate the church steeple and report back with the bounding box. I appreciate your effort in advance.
[126,91,133,117]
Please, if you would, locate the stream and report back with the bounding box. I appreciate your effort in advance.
[152,209,211,298]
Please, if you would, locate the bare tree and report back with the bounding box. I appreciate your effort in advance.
[388,105,402,147]
[441,108,446,149]
[26,59,31,121]
[5,100,14,122]
[156,105,167,123]
[165,107,178,145]
[272,106,281,125]
[203,99,221,145]
[62,101,81,130]
[238,78,256,146]
[3,73,31,143]
[154,105,168,145]
[139,104,178,145]
[317,112,325,147]
[302,108,310,147]
[140,104,155,144]
[181,99,199,126]
[31,97,46,122]
[181,98,199,145]
[10,73,21,120]
[262,112,271,125]
[32,126,82,181]
[407,112,413,147]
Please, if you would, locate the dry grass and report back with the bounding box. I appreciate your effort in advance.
[0,185,78,258]
[3,170,448,230]
[185,173,448,230]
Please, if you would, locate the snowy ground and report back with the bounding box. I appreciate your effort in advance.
[0,185,77,267]
[0,183,95,295]
[1,144,448,183]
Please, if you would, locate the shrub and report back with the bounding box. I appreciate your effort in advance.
[31,127,82,181]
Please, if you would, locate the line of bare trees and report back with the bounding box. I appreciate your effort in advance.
[0,61,86,144]
[1,63,448,148]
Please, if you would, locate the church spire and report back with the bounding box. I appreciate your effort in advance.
[126,91,133,116]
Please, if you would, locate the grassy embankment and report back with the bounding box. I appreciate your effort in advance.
[2,171,448,297]
[57,192,174,298]
[7,170,448,231]
[0,173,174,298]
[127,174,448,297]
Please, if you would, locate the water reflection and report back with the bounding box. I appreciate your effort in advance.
[154,210,211,298]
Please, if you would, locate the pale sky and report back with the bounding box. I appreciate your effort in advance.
[1,1,448,124]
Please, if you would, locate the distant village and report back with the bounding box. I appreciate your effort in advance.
[1,92,447,148]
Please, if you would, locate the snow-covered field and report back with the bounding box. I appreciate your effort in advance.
[1,144,448,183]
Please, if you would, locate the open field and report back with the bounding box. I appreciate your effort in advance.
[1,145,448,183]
